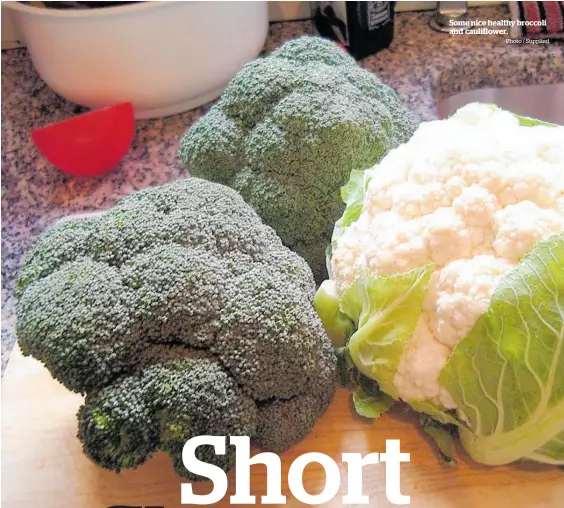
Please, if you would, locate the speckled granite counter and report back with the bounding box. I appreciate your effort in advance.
[2,6,563,372]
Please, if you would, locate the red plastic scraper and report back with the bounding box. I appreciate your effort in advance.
[31,102,135,177]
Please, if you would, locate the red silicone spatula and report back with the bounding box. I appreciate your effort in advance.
[32,102,135,177]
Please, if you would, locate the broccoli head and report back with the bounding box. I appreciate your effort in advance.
[178,36,418,281]
[16,177,338,479]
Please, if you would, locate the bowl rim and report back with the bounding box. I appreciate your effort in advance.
[4,1,180,19]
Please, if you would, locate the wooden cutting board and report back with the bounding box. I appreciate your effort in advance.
[2,345,562,508]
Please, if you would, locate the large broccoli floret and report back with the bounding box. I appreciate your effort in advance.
[16,177,339,479]
[178,36,418,281]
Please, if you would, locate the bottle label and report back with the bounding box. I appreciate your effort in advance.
[367,2,392,31]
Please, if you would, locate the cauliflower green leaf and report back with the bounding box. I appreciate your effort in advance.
[513,114,557,128]
[337,169,370,230]
[440,234,564,465]
[342,265,434,398]
[314,279,355,347]
[353,387,395,420]
[419,414,458,467]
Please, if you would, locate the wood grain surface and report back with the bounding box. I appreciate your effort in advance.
[2,345,562,508]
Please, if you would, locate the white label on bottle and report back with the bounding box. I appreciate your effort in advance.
[367,2,391,30]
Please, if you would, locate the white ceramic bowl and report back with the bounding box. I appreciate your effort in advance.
[6,1,269,119]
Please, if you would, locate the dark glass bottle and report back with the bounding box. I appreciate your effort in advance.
[312,1,396,60]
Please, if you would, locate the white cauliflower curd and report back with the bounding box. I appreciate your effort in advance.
[330,103,564,409]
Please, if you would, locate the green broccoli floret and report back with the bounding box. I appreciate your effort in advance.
[178,36,418,281]
[255,343,336,452]
[16,177,339,479]
[78,346,257,480]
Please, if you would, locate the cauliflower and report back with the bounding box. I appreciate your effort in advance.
[330,103,564,407]
[316,103,564,466]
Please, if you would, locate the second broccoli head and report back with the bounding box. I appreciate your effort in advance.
[16,177,338,479]
[178,36,418,281]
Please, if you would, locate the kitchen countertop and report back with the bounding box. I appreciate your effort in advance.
[2,6,563,372]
